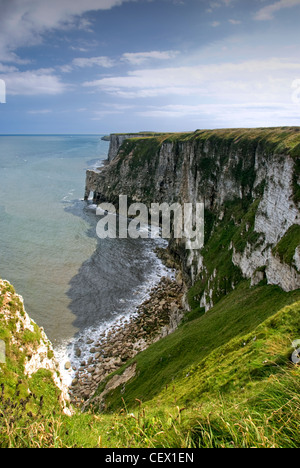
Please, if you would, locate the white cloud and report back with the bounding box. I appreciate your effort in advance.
[0,0,134,62]
[0,63,18,73]
[255,0,300,21]
[138,101,300,128]
[122,50,179,65]
[64,50,179,73]
[27,109,52,114]
[70,46,89,52]
[206,0,234,12]
[91,110,125,119]
[72,56,115,68]
[82,55,300,127]
[59,55,115,74]
[59,64,74,73]
[83,58,300,101]
[0,69,68,95]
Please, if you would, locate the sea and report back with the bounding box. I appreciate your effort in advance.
[0,135,173,383]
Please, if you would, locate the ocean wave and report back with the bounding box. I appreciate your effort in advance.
[54,240,175,387]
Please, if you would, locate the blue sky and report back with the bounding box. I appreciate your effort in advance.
[1,0,300,134]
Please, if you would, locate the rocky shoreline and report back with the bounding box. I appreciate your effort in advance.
[69,274,185,409]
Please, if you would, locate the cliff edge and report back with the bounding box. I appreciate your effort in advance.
[85,127,300,310]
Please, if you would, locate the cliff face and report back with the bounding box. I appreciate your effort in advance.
[85,128,300,310]
[107,134,138,162]
[107,133,169,162]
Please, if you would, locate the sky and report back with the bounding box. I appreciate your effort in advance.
[1,0,300,134]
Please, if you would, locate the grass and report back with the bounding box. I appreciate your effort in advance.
[93,294,300,448]
[64,292,300,448]
[127,127,300,159]
[101,281,300,410]
[0,278,300,448]
[189,368,300,448]
[191,127,300,158]
[0,372,64,448]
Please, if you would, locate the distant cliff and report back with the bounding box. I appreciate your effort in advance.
[107,132,171,162]
[85,128,300,310]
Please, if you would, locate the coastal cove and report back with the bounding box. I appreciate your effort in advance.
[69,274,184,408]
[0,135,175,385]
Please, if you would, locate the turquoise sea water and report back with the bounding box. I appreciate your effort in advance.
[0,135,171,375]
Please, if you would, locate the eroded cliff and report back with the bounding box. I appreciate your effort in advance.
[0,279,72,415]
[85,128,300,311]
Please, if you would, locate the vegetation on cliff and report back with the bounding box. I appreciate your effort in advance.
[0,279,70,447]
[95,126,300,204]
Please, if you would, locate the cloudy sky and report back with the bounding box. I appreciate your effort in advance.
[1,0,300,133]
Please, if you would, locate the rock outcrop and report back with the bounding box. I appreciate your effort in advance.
[85,128,300,310]
[0,279,72,415]
[107,133,166,162]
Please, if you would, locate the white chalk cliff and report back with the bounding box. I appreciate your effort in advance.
[85,128,300,310]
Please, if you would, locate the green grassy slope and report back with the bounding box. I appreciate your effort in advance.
[87,283,300,448]
[1,281,299,447]
[102,281,300,412]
